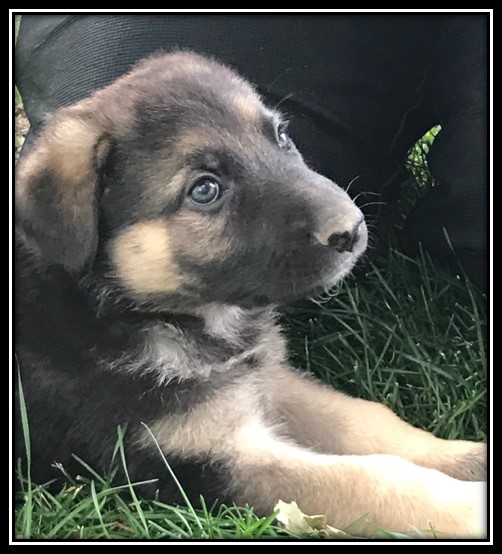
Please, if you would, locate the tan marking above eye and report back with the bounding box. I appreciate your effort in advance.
[111,220,181,294]
[175,128,217,156]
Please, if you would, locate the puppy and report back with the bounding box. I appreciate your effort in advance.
[15,52,486,538]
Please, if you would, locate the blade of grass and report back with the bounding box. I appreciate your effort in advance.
[141,422,204,533]
[115,425,150,537]
[16,361,32,539]
[90,480,110,538]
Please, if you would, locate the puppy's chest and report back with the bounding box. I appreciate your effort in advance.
[115,309,287,387]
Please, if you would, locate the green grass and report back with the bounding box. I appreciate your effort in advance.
[285,248,486,443]
[15,477,291,540]
[14,128,487,540]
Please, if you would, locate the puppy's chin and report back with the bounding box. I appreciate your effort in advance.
[323,251,365,289]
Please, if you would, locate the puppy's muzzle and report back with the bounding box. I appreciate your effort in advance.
[313,197,366,253]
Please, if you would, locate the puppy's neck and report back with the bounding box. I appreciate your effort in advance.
[194,303,271,346]
[113,303,285,386]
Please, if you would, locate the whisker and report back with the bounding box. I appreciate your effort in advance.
[266,67,293,93]
[344,174,362,194]
[273,92,295,111]
[352,191,382,204]
[357,191,382,197]
[359,201,387,210]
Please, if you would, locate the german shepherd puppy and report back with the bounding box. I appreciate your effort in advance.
[15,52,486,538]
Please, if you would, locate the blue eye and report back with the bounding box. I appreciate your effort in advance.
[277,122,292,151]
[189,178,221,205]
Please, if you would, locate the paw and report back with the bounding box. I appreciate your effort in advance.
[437,480,487,539]
[349,455,486,538]
[409,466,487,538]
[441,441,487,482]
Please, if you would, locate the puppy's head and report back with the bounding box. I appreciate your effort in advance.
[16,51,367,310]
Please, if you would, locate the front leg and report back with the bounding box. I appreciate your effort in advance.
[270,367,486,481]
[143,379,486,538]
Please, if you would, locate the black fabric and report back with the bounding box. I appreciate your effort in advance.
[15,14,488,290]
[404,16,487,289]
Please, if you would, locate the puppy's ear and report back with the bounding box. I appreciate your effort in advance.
[16,105,110,273]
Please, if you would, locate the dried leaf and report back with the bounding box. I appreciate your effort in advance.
[274,500,352,538]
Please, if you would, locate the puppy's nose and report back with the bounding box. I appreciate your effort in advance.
[315,216,365,253]
[327,218,365,252]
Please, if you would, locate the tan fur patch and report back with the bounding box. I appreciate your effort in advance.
[111,220,181,294]
[269,367,486,481]
[175,128,216,157]
[25,117,97,181]
[15,111,106,217]
[142,374,485,538]
[49,118,101,182]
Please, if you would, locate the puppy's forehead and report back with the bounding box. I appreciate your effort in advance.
[131,52,277,130]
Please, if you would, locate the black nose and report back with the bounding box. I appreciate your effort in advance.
[327,218,365,253]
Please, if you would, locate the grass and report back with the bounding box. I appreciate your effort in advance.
[14,125,487,539]
[286,247,486,443]
[15,476,290,540]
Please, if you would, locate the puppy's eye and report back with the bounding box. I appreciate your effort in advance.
[277,122,292,151]
[189,178,221,205]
